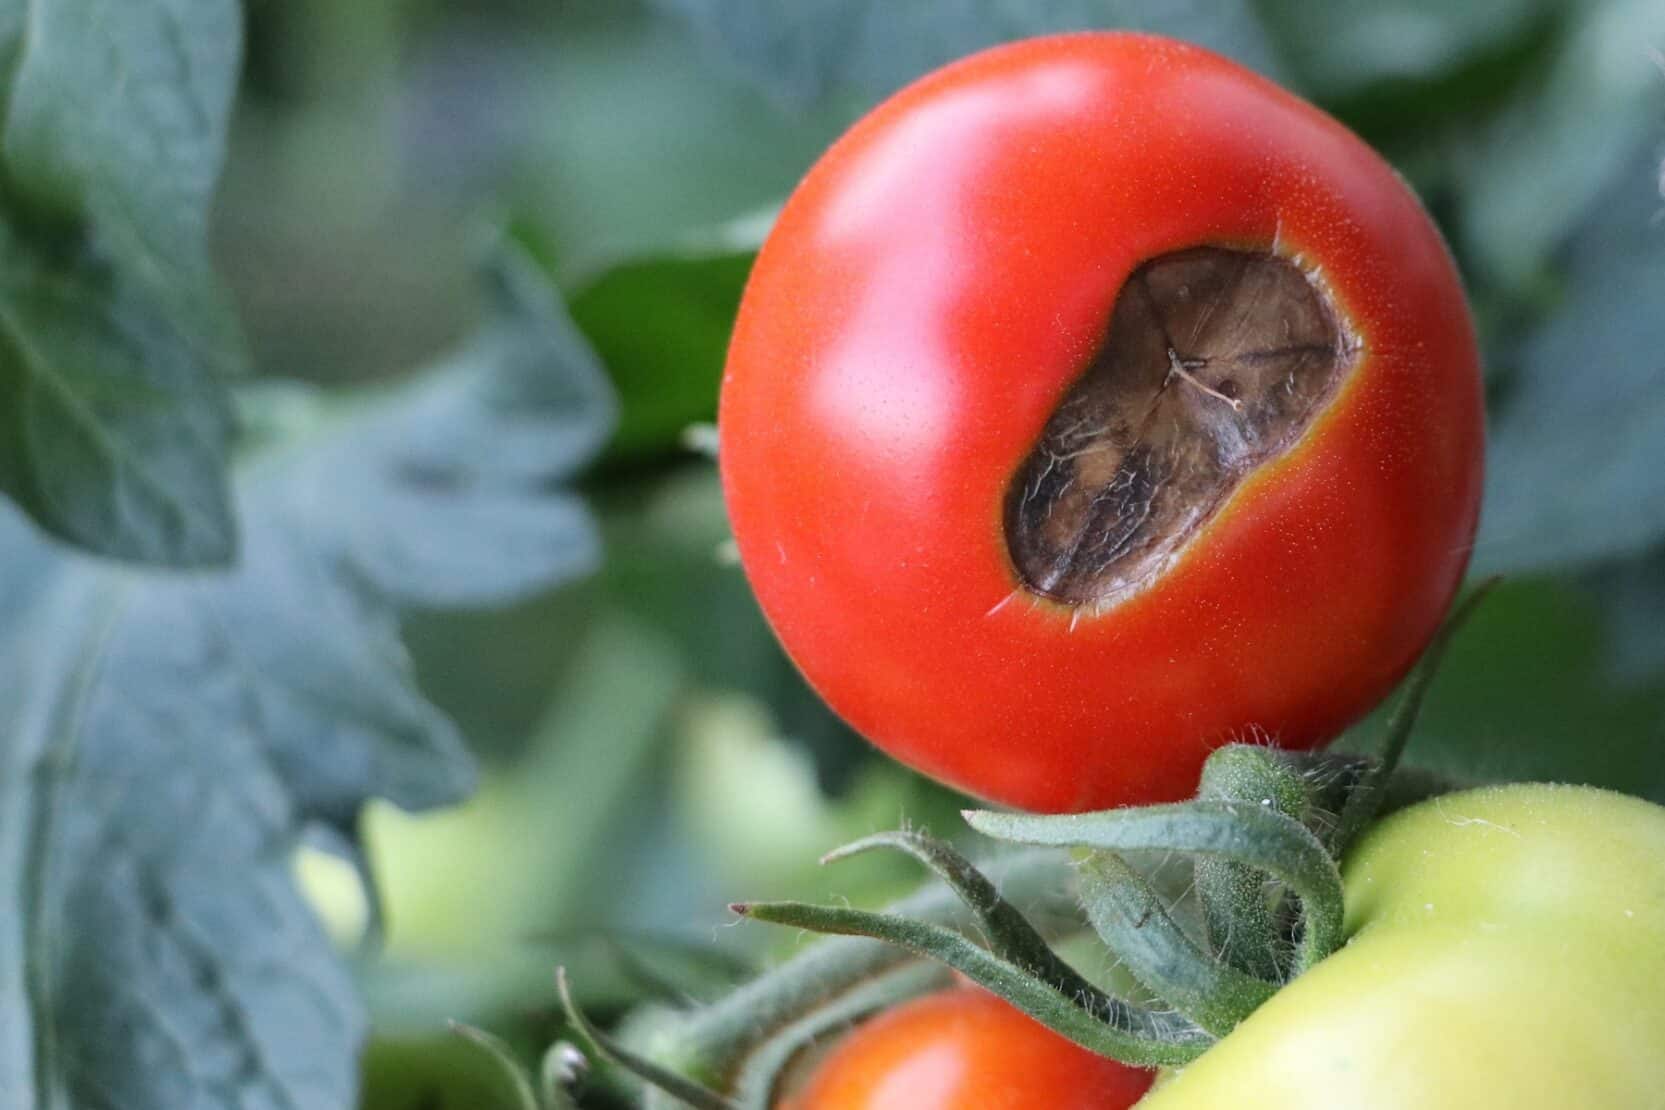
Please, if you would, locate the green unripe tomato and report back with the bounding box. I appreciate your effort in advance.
[1142,783,1665,1108]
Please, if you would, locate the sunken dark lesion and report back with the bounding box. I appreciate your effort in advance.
[1004,246,1356,608]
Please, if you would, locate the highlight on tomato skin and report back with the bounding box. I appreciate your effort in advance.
[781,987,1156,1110]
[719,31,1484,814]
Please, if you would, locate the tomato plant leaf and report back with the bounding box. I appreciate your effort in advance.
[1257,0,1553,99]
[821,829,1101,1004]
[263,257,616,612]
[0,0,244,567]
[1361,578,1665,805]
[1456,0,1665,288]
[1584,558,1665,685]
[0,249,613,1109]
[569,241,756,463]
[648,0,1283,107]
[1475,137,1665,575]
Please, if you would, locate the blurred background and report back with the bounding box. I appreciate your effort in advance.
[214,1,1665,1104]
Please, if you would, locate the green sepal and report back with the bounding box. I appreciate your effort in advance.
[1077,851,1275,1036]
[732,900,1212,1067]
[1195,745,1312,981]
[822,829,1104,1002]
[965,800,1344,974]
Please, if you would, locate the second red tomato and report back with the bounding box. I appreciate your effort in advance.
[784,987,1154,1109]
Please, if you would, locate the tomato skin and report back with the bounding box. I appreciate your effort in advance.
[783,987,1153,1110]
[719,33,1482,812]
[1141,784,1665,1109]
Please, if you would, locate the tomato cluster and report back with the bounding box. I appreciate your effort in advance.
[721,32,1483,813]
[692,28,1651,1110]
[780,785,1665,1110]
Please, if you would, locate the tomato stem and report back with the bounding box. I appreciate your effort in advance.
[1196,746,1312,981]
[557,967,739,1110]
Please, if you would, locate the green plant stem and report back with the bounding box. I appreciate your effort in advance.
[558,968,737,1110]
[1195,745,1311,981]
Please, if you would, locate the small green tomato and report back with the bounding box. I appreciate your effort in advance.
[1141,783,1665,1109]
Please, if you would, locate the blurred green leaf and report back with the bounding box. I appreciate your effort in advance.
[447,1023,543,1110]
[516,2,846,274]
[258,255,616,609]
[1582,556,1665,684]
[1456,0,1665,286]
[1258,0,1554,97]
[363,1033,547,1110]
[570,238,756,462]
[600,465,878,783]
[0,0,246,565]
[0,251,612,1109]
[1348,579,1665,803]
[648,0,1283,107]
[1475,138,1665,575]
[469,615,682,934]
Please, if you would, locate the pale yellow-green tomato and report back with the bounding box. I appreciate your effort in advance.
[1139,783,1665,1109]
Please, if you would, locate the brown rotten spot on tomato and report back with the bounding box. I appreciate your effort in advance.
[1007,247,1358,609]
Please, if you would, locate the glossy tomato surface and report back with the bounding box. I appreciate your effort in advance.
[1140,784,1665,1108]
[720,33,1483,812]
[784,987,1153,1110]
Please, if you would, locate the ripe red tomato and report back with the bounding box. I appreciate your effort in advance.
[783,987,1154,1109]
[720,33,1483,812]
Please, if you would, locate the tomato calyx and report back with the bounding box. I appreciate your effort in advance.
[1006,246,1356,609]
[729,583,1491,1074]
[556,582,1495,1108]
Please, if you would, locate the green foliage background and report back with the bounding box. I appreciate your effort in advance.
[0,0,1662,1107]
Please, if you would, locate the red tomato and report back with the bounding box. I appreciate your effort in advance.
[784,987,1154,1109]
[720,33,1483,812]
